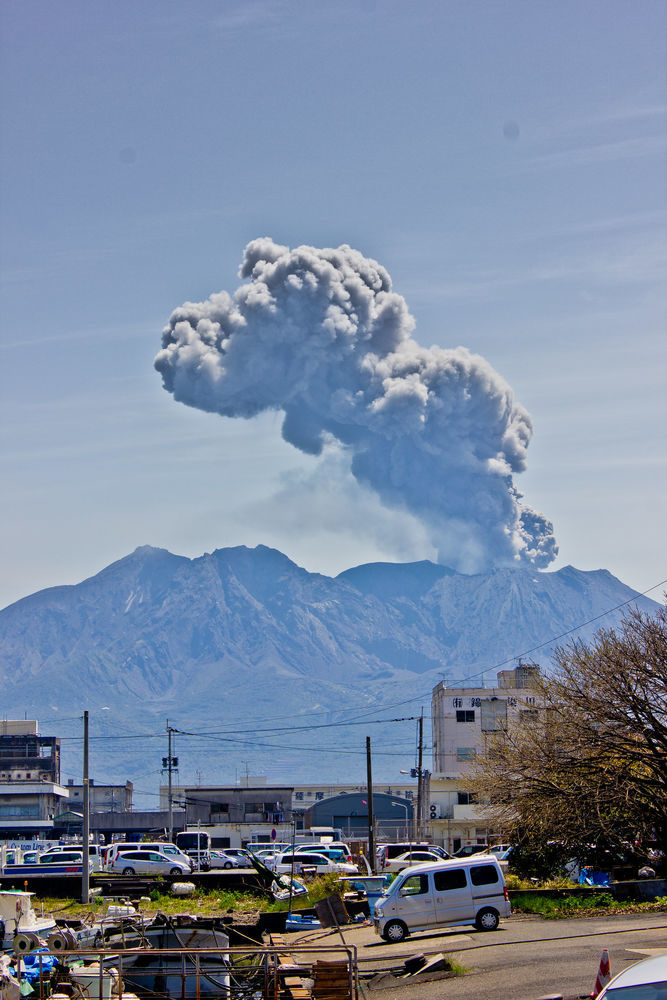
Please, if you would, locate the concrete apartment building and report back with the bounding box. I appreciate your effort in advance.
[0,720,69,837]
[429,663,540,852]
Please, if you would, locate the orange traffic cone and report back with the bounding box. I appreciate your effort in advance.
[592,948,611,997]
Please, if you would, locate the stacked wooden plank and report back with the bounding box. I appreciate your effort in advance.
[312,959,353,999]
[270,932,312,1000]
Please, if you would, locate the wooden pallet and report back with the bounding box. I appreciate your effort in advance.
[312,959,352,999]
[270,932,312,999]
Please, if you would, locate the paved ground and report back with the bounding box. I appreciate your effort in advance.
[280,911,667,999]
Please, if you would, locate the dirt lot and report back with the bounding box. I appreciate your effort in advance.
[279,911,667,999]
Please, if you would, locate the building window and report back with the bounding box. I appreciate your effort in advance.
[294,792,304,801]
[315,792,324,800]
[457,792,478,805]
[481,699,508,732]
[456,747,476,762]
[0,805,40,817]
[456,710,475,723]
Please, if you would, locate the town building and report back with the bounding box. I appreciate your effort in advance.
[429,663,541,853]
[0,720,69,838]
[291,781,416,811]
[65,779,134,814]
[304,791,414,840]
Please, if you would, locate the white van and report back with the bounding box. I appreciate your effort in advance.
[373,856,510,942]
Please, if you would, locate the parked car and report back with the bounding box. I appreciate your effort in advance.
[452,844,490,858]
[373,856,511,943]
[487,844,511,858]
[376,843,449,870]
[248,842,290,856]
[305,841,354,863]
[252,849,282,866]
[110,849,191,875]
[105,841,190,870]
[219,848,254,866]
[39,850,86,865]
[384,850,445,873]
[208,850,245,869]
[36,849,93,873]
[292,845,353,865]
[273,851,358,876]
[596,952,667,998]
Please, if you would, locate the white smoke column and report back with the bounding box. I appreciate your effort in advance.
[155,238,557,572]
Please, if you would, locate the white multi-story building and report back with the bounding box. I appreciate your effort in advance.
[429,663,540,853]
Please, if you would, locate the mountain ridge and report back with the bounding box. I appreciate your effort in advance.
[0,545,658,789]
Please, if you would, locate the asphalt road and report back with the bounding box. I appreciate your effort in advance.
[282,911,667,1000]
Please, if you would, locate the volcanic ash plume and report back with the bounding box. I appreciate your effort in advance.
[155,238,557,572]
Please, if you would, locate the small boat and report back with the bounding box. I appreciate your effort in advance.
[0,890,56,952]
[284,913,321,932]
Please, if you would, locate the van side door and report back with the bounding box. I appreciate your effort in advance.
[433,866,472,923]
[390,873,436,930]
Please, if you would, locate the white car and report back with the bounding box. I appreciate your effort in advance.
[220,848,253,866]
[596,953,667,998]
[111,849,191,875]
[273,851,358,876]
[208,850,245,869]
[292,844,355,865]
[384,850,444,873]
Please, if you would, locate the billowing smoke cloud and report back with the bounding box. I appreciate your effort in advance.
[155,238,557,572]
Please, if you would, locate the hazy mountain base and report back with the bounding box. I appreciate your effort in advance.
[0,545,657,793]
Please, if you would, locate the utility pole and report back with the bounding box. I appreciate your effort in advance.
[415,714,424,841]
[366,737,375,873]
[162,723,178,843]
[81,710,89,904]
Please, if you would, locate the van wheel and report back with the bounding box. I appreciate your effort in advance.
[382,920,408,943]
[475,907,500,931]
[122,867,135,875]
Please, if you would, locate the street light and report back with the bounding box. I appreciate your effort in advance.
[391,800,410,838]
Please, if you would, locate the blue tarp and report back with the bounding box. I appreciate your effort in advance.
[578,868,611,887]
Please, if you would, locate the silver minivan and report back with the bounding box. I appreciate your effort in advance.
[373,856,510,942]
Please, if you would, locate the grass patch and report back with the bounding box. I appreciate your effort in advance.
[511,892,615,917]
[34,875,345,922]
[36,887,267,920]
[511,892,667,918]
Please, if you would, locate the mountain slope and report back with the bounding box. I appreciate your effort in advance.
[0,546,658,786]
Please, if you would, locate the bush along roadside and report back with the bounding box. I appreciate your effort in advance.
[510,892,667,918]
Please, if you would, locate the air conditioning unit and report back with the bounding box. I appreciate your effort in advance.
[429,803,441,819]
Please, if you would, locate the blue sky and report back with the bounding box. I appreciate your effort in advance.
[1,0,665,610]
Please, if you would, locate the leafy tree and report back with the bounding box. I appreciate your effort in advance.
[471,604,667,871]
